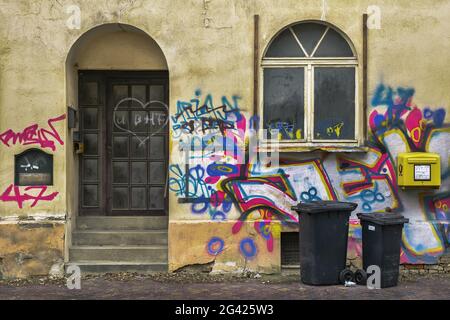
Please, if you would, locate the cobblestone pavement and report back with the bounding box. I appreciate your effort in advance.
[0,272,449,300]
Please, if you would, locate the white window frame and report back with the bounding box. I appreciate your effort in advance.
[259,24,361,150]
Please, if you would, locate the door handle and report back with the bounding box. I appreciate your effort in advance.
[75,142,84,154]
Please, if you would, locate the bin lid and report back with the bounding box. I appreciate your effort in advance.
[357,212,409,225]
[291,200,358,214]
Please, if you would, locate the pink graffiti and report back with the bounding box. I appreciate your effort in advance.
[0,184,59,209]
[0,114,66,151]
[405,107,424,147]
[225,174,299,228]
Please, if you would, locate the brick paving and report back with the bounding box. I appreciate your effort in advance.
[0,272,449,300]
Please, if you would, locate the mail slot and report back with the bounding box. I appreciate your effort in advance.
[397,152,440,188]
[15,149,53,186]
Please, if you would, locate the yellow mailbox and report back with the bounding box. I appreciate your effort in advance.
[397,152,441,189]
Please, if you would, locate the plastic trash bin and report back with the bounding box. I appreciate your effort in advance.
[357,212,409,288]
[292,201,358,285]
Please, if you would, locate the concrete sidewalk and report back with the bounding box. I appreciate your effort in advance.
[0,272,449,300]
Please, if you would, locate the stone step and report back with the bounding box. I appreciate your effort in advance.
[66,262,167,274]
[69,246,168,262]
[72,230,168,246]
[77,216,168,231]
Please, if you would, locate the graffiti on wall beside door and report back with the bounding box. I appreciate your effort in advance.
[0,184,59,208]
[0,114,64,208]
[0,114,66,151]
[172,90,246,164]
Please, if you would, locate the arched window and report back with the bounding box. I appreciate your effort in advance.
[262,21,358,145]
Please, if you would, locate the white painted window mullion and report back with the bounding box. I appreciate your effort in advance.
[289,27,309,57]
[311,27,329,57]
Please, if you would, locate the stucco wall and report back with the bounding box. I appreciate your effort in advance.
[0,0,449,276]
[0,223,64,279]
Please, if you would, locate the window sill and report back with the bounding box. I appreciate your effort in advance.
[257,145,370,153]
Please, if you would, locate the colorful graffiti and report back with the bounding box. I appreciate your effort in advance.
[168,163,236,221]
[0,184,59,209]
[222,160,337,253]
[422,192,450,250]
[0,114,66,151]
[336,147,400,213]
[172,89,242,136]
[343,83,449,263]
[171,85,449,264]
[173,90,246,164]
[266,120,302,140]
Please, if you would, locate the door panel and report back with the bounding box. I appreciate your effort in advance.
[79,71,169,216]
[79,73,104,215]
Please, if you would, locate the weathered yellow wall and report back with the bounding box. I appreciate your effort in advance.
[0,223,64,279]
[169,221,281,273]
[0,0,449,276]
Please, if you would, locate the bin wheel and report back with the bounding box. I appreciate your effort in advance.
[339,268,354,284]
[354,269,367,285]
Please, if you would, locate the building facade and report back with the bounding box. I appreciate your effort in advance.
[0,0,449,278]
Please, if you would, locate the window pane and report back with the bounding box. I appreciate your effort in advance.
[83,159,98,182]
[149,136,164,159]
[149,187,164,210]
[113,85,128,105]
[131,110,148,132]
[83,185,98,207]
[263,68,305,140]
[291,23,327,56]
[131,162,147,184]
[82,108,98,129]
[113,136,129,158]
[113,110,129,132]
[113,162,129,183]
[149,111,167,133]
[150,85,164,102]
[113,187,129,209]
[131,136,148,158]
[314,28,354,57]
[314,67,355,140]
[80,82,98,105]
[265,29,305,58]
[131,85,146,106]
[149,162,165,184]
[84,133,98,155]
[131,187,147,209]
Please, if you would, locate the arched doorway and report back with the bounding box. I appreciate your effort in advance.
[66,24,169,273]
[67,23,169,216]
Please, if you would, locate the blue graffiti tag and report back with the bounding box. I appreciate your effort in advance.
[239,238,257,259]
[300,187,322,202]
[207,237,225,256]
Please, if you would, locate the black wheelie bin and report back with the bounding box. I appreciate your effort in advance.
[357,212,409,288]
[292,201,358,285]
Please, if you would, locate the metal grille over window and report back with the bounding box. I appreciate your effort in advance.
[281,232,300,267]
[262,22,358,145]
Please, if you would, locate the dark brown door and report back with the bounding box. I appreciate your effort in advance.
[78,71,169,216]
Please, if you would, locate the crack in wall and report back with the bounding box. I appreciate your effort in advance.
[174,260,215,273]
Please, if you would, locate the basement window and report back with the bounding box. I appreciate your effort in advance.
[261,21,360,148]
[281,232,300,267]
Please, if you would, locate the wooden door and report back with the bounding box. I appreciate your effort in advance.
[78,71,169,216]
